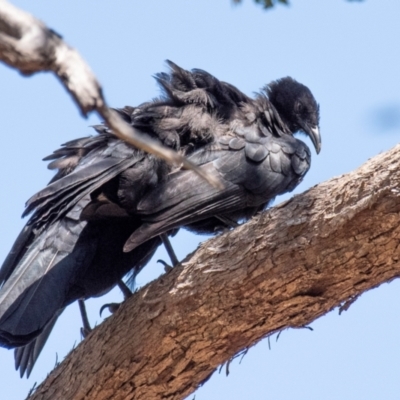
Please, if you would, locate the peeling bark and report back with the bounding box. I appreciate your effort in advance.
[28,144,400,400]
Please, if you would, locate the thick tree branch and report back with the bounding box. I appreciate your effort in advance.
[27,144,400,400]
[0,0,221,188]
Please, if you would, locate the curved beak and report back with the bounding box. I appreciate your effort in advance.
[305,125,321,154]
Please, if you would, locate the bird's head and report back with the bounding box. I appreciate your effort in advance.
[267,77,321,154]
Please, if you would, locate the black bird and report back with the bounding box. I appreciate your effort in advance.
[0,61,321,377]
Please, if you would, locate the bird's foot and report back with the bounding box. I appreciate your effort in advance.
[99,302,121,317]
[157,259,173,272]
[78,299,92,338]
[80,325,92,339]
[160,233,179,267]
[99,280,132,317]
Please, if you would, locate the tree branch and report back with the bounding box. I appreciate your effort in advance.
[28,144,400,399]
[0,0,221,189]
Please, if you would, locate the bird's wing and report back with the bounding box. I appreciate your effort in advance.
[23,134,144,230]
[0,133,112,289]
[0,131,154,351]
[124,132,310,252]
[0,131,144,296]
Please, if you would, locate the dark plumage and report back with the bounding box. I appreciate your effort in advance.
[0,61,321,377]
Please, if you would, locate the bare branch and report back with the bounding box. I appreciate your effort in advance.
[28,144,400,400]
[0,0,102,114]
[0,0,221,188]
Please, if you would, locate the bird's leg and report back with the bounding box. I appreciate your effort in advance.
[117,280,132,299]
[100,235,178,316]
[158,221,234,272]
[78,299,92,338]
[158,233,179,272]
[99,279,132,317]
[161,233,179,266]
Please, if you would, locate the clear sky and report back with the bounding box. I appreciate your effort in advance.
[0,0,399,399]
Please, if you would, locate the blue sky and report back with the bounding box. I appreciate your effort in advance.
[0,0,399,399]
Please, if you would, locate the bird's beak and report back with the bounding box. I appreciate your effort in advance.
[305,125,321,154]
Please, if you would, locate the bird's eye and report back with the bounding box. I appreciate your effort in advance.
[296,102,304,114]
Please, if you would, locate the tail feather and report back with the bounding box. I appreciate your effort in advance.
[15,310,62,378]
[0,218,90,347]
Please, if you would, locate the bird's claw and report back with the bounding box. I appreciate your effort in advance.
[80,326,92,339]
[157,259,173,272]
[99,302,121,317]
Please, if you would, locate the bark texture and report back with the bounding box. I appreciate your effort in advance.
[0,0,218,187]
[27,144,400,400]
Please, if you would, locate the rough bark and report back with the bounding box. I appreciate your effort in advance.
[0,0,219,188]
[26,144,400,400]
